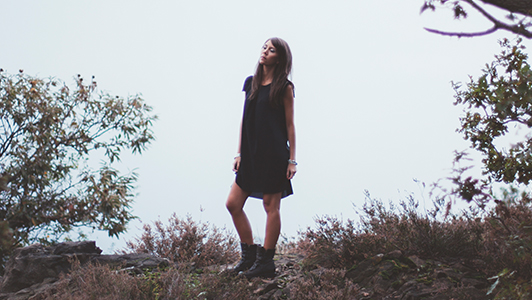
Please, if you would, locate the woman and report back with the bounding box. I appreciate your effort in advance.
[226,37,297,279]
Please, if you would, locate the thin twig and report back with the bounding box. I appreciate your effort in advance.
[426,0,532,38]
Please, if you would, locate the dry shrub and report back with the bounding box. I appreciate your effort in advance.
[44,263,150,300]
[125,213,238,267]
[298,216,385,269]
[480,189,532,297]
[277,234,299,255]
[297,187,532,298]
[46,214,249,299]
[46,262,255,300]
[140,267,255,300]
[299,193,486,269]
[483,202,532,275]
[360,195,485,259]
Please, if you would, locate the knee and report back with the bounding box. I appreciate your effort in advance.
[263,201,280,215]
[226,198,242,214]
[265,207,280,217]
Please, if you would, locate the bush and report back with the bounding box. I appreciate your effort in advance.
[299,215,385,269]
[36,189,532,299]
[360,194,485,259]
[479,187,532,298]
[47,214,253,300]
[44,262,149,300]
[46,262,256,300]
[125,214,238,268]
[299,193,486,270]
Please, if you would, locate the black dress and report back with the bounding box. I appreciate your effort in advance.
[235,76,294,199]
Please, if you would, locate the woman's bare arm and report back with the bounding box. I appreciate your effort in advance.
[233,119,243,172]
[284,84,297,179]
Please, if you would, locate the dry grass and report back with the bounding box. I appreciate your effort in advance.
[45,191,532,299]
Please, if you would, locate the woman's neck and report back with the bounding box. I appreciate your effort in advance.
[261,65,275,86]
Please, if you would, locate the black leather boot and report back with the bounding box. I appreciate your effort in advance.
[244,246,276,279]
[232,243,257,273]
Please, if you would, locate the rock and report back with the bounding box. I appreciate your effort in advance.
[0,241,169,300]
[408,255,426,269]
[91,253,169,273]
[0,241,101,293]
[461,277,487,289]
[386,250,403,259]
[50,241,102,255]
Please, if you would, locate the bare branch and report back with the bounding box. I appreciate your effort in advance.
[425,0,532,38]
[424,26,498,37]
[467,0,501,24]
[423,0,532,38]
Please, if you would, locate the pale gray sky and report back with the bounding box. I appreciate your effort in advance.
[1,1,518,252]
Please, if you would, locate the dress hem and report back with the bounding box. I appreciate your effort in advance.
[235,180,293,200]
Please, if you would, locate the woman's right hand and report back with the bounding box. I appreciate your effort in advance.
[232,156,241,173]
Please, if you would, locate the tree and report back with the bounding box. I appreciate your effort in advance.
[0,70,157,253]
[421,0,532,38]
[451,38,532,205]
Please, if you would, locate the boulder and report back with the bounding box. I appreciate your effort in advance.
[0,241,169,299]
[0,241,101,293]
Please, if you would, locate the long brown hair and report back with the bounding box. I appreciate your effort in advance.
[249,37,293,107]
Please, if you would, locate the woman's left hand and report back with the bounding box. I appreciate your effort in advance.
[287,163,297,180]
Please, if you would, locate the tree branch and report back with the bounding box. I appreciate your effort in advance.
[424,0,532,38]
[481,0,532,17]
[424,25,498,37]
[425,0,532,38]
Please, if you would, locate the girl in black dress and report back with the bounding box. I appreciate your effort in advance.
[226,37,297,279]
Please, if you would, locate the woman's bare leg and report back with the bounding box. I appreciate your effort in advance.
[226,181,253,245]
[262,192,282,249]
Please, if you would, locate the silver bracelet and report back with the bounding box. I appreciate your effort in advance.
[288,159,297,165]
[234,153,241,159]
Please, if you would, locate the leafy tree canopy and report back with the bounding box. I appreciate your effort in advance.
[422,0,532,38]
[0,70,157,253]
[452,38,532,204]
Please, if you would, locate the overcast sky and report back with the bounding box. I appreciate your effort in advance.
[1,1,521,252]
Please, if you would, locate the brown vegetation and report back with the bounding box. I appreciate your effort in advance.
[28,191,532,299]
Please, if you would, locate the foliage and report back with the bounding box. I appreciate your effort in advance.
[46,262,256,300]
[299,192,485,270]
[47,214,252,300]
[0,70,157,253]
[421,0,532,38]
[35,196,532,299]
[297,188,532,297]
[481,186,532,298]
[432,36,532,298]
[447,39,532,207]
[125,214,239,268]
[46,262,150,300]
[361,193,485,258]
[299,215,383,269]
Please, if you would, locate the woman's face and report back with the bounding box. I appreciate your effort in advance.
[259,40,279,66]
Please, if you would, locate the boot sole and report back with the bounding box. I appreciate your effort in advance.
[244,270,276,279]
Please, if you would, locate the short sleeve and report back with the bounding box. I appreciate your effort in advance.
[286,80,295,97]
[243,76,253,93]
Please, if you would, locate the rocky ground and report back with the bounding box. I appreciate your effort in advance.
[0,242,492,299]
[230,250,491,299]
